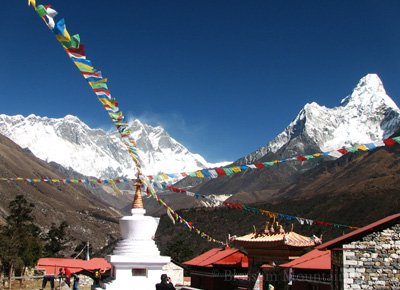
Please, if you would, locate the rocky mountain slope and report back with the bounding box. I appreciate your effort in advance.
[0,133,124,254]
[188,74,400,198]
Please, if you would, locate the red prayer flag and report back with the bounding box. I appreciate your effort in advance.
[255,163,265,169]
[296,155,307,161]
[65,44,85,56]
[337,148,349,154]
[216,168,227,176]
[384,138,396,146]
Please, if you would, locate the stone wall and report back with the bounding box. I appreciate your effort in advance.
[341,223,400,289]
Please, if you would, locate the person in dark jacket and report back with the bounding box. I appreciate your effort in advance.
[72,273,80,290]
[155,274,176,290]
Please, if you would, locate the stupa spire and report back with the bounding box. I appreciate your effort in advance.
[132,178,144,209]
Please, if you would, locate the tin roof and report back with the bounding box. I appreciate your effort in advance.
[316,213,400,250]
[36,258,111,275]
[279,249,331,270]
[184,247,248,268]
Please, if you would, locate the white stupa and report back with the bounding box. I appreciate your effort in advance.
[98,180,170,290]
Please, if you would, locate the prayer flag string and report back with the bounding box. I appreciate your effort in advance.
[162,185,358,230]
[27,1,224,245]
[1,135,399,187]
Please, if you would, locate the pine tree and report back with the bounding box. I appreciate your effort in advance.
[43,221,69,257]
[0,195,43,282]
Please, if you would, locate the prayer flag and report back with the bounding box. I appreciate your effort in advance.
[28,0,36,8]
[195,171,204,178]
[296,155,307,161]
[54,19,71,42]
[356,145,369,151]
[71,57,92,66]
[66,45,86,58]
[223,168,234,176]
[347,147,359,152]
[35,5,47,17]
[384,138,396,146]
[90,82,108,90]
[215,168,227,176]
[74,62,95,72]
[60,34,80,49]
[365,143,377,150]
[232,167,241,173]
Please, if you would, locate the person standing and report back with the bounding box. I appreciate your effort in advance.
[155,274,176,290]
[57,268,65,290]
[40,274,55,290]
[72,273,80,290]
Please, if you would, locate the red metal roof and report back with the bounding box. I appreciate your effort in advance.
[279,249,331,270]
[184,247,247,268]
[36,258,111,275]
[317,213,400,250]
[213,253,248,268]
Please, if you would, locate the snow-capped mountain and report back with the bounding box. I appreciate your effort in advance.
[0,114,226,178]
[238,74,400,164]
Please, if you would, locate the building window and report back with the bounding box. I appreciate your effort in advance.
[132,269,147,277]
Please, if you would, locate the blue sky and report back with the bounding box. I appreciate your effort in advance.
[1,1,400,163]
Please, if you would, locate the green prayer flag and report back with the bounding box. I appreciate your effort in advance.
[347,147,359,152]
[223,168,234,176]
[263,162,274,167]
[35,5,47,17]
[393,136,400,143]
[90,82,108,89]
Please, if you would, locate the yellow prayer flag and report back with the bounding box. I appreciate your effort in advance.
[99,98,118,109]
[28,0,36,8]
[232,167,242,173]
[74,62,94,72]
[56,33,71,43]
[195,171,204,178]
[313,153,322,157]
[357,145,369,151]
[89,78,108,86]
[160,174,169,180]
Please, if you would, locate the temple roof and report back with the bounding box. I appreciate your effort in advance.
[233,231,317,248]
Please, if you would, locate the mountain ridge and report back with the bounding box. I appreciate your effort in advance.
[0,114,229,179]
[237,74,400,165]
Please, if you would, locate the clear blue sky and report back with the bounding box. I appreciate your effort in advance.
[1,1,399,163]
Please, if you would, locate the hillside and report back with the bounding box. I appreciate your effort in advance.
[155,133,400,262]
[0,133,125,255]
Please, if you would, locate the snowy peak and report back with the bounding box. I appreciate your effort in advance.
[239,74,400,164]
[0,114,222,179]
[340,74,399,112]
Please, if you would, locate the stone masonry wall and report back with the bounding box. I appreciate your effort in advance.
[342,223,400,289]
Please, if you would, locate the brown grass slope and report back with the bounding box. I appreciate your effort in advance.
[0,133,122,254]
